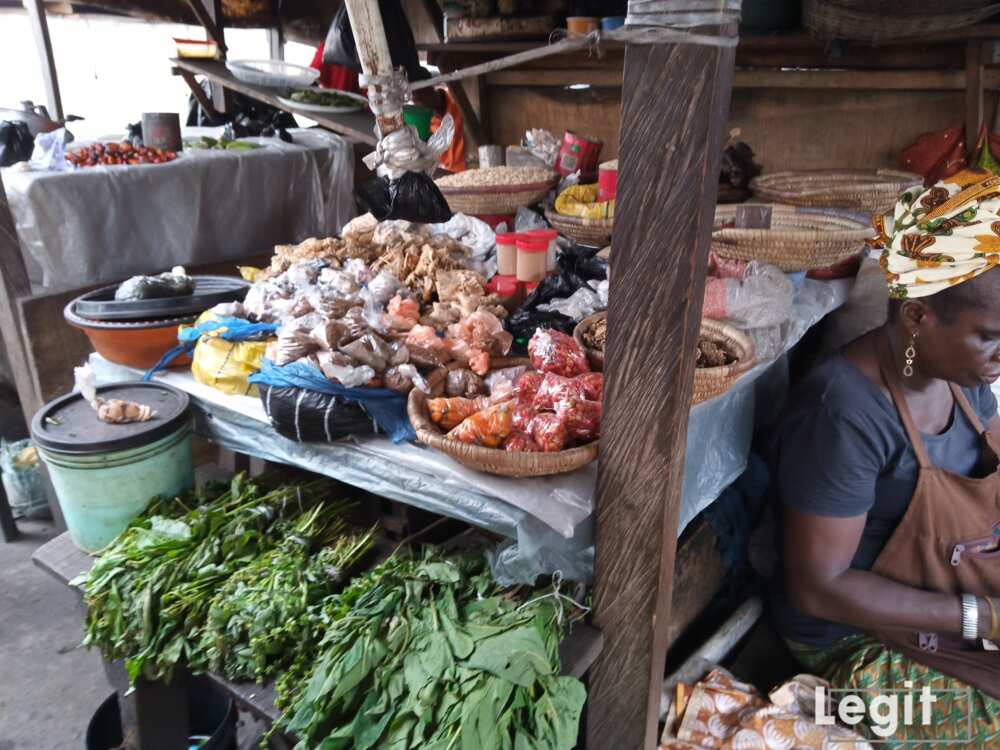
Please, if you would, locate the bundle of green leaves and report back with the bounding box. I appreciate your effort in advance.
[76,474,363,684]
[201,508,378,683]
[278,548,587,750]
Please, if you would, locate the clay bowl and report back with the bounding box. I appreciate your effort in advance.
[64,302,194,370]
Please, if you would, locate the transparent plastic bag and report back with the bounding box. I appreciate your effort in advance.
[447,400,515,447]
[1,439,47,520]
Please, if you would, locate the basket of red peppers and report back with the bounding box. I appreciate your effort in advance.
[407,328,600,477]
[65,141,178,168]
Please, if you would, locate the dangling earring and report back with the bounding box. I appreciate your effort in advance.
[903,331,918,378]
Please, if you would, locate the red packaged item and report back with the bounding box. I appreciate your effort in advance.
[447,401,514,448]
[528,328,590,377]
[533,372,587,411]
[512,402,538,432]
[529,412,568,453]
[575,372,603,402]
[505,431,542,453]
[557,399,602,442]
[512,371,544,404]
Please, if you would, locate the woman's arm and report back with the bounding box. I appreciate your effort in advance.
[783,506,994,637]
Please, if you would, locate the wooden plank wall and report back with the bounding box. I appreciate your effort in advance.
[477,86,998,171]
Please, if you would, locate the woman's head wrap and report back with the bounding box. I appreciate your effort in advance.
[870,169,1000,299]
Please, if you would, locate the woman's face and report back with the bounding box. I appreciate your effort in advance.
[913,302,1000,387]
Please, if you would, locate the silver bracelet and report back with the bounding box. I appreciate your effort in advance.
[961,594,979,641]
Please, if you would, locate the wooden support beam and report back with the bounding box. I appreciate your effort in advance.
[966,40,984,157]
[587,28,737,750]
[184,0,227,113]
[176,68,223,125]
[24,0,63,122]
[0,477,18,542]
[267,27,285,61]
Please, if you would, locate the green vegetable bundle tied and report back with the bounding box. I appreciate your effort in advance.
[278,548,587,750]
[76,474,374,685]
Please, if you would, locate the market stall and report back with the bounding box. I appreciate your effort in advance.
[8,1,1000,748]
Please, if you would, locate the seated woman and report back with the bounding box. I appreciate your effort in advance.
[772,171,1000,746]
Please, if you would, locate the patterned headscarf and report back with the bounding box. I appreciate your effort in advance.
[870,169,1000,299]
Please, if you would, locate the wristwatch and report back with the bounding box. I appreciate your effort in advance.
[961,594,979,641]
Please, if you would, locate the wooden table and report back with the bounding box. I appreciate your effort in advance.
[33,531,602,746]
[172,58,378,147]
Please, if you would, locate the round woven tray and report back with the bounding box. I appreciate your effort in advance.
[750,169,920,215]
[803,0,1000,43]
[573,312,606,372]
[545,209,613,247]
[692,320,756,406]
[407,358,598,477]
[437,176,557,215]
[572,314,754,405]
[712,204,874,272]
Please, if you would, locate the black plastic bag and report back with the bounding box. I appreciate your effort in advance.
[0,121,34,167]
[259,384,376,443]
[505,309,575,342]
[323,1,423,81]
[356,172,453,223]
[186,84,298,132]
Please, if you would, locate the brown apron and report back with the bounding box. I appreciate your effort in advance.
[868,332,1000,699]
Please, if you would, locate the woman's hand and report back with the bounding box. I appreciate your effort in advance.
[784,506,968,637]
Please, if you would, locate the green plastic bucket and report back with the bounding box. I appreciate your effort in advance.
[403,105,433,141]
[31,382,193,552]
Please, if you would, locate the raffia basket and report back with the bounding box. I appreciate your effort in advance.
[437,176,557,215]
[750,169,920,215]
[692,320,756,406]
[573,311,606,372]
[545,210,613,247]
[712,204,874,272]
[803,0,1000,43]
[407,357,599,478]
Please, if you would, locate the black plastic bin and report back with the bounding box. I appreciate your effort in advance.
[85,676,237,750]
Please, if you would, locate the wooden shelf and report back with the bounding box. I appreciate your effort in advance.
[171,58,377,146]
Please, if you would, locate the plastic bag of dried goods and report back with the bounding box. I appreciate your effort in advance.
[447,401,515,448]
[339,332,392,372]
[386,295,420,331]
[533,372,588,411]
[511,371,544,404]
[575,372,604,402]
[504,432,542,453]
[446,368,487,399]
[528,328,590,377]
[512,402,538,433]
[383,364,429,395]
[557,398,602,442]
[528,412,568,452]
[427,396,485,431]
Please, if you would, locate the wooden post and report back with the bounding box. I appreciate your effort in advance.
[24,0,63,122]
[184,0,227,113]
[587,29,737,750]
[966,40,984,157]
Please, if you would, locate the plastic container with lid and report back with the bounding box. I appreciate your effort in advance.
[516,236,549,283]
[31,382,194,552]
[527,229,559,272]
[495,232,521,276]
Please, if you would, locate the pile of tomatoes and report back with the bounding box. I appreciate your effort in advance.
[65,142,178,168]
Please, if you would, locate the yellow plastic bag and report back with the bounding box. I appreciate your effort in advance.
[554,184,615,220]
[187,312,272,396]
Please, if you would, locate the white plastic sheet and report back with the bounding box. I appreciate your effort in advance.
[87,277,849,585]
[3,128,355,292]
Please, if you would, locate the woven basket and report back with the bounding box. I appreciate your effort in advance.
[712,204,874,272]
[803,0,1000,44]
[573,312,606,372]
[692,320,756,406]
[545,209,613,247]
[750,169,920,215]
[437,176,557,215]
[407,358,598,478]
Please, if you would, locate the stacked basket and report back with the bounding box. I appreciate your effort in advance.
[435,167,557,216]
[750,169,921,216]
[803,0,1000,44]
[711,204,876,273]
[544,209,613,247]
